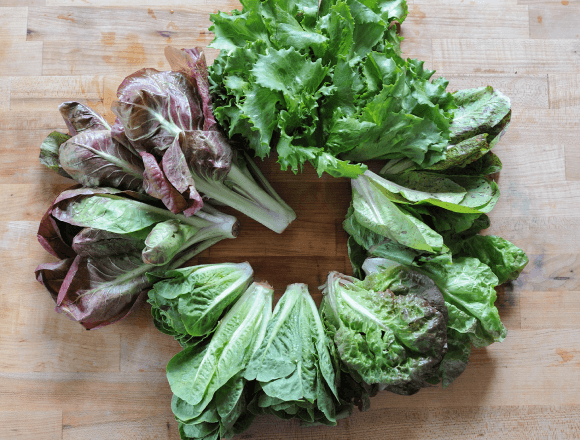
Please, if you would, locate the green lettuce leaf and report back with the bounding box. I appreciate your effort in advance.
[166,282,273,414]
[455,235,528,284]
[147,262,253,339]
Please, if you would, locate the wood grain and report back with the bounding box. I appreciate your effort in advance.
[403,4,530,40]
[1,1,579,439]
[0,411,62,440]
[530,4,580,38]
[549,73,580,109]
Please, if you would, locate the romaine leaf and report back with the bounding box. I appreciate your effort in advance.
[244,284,339,425]
[351,173,444,252]
[416,254,507,347]
[455,235,528,284]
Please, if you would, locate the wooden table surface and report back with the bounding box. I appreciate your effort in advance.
[1,0,580,438]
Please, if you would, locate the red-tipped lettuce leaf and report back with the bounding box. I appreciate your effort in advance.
[140,151,192,214]
[112,68,203,155]
[180,130,232,181]
[59,101,111,135]
[59,130,145,191]
[165,46,218,131]
[161,137,204,215]
[54,253,150,329]
[35,258,74,303]
[72,228,146,258]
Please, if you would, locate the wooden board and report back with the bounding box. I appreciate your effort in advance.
[1,1,579,438]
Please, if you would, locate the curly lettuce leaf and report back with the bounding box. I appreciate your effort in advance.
[320,269,447,395]
[208,0,454,178]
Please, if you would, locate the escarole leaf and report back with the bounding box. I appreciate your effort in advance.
[320,268,447,396]
[244,284,339,426]
[146,262,254,340]
[208,0,455,178]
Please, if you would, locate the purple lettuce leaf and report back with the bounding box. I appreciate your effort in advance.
[112,68,203,155]
[35,258,74,303]
[59,129,145,191]
[140,151,192,214]
[165,46,218,131]
[54,253,151,329]
[37,186,154,258]
[180,130,232,181]
[38,207,77,259]
[35,185,238,329]
[161,137,204,216]
[59,101,111,136]
[72,227,147,258]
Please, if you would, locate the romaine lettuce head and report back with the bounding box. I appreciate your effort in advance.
[167,281,273,419]
[244,283,340,426]
[320,268,448,395]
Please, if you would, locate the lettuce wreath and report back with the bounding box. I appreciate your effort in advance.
[34,1,528,438]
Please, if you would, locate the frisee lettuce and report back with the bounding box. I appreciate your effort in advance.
[208,0,456,178]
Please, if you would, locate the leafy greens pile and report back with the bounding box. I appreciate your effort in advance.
[148,269,349,439]
[148,255,526,439]
[35,46,296,328]
[208,0,456,177]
